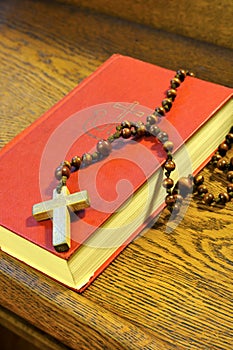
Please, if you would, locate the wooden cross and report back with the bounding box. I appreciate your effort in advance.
[32,186,90,252]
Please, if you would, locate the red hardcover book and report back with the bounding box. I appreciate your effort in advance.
[0,55,232,292]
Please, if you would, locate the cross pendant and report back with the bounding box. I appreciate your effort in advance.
[32,186,90,252]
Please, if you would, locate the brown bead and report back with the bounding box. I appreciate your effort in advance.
[121,128,131,139]
[155,106,166,116]
[97,139,112,156]
[226,171,233,183]
[229,157,233,170]
[197,185,208,195]
[121,120,131,129]
[146,114,159,125]
[166,89,177,101]
[211,153,222,166]
[162,178,174,189]
[162,98,172,112]
[217,159,227,170]
[218,192,229,204]
[226,133,233,144]
[203,193,214,205]
[218,142,229,156]
[163,141,174,152]
[71,156,82,169]
[174,194,183,203]
[135,123,146,136]
[82,153,92,166]
[157,131,168,143]
[170,77,181,89]
[227,184,233,198]
[194,174,204,186]
[165,195,175,206]
[55,165,70,180]
[164,160,176,172]
[149,125,160,136]
[176,69,186,82]
[62,160,71,169]
[176,177,193,197]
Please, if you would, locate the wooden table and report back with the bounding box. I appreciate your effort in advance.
[0,1,233,349]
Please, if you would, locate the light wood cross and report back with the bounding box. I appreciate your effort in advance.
[33,186,90,252]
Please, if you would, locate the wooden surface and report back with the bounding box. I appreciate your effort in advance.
[0,0,233,349]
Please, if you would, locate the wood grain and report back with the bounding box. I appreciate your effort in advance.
[0,0,233,349]
[57,0,233,49]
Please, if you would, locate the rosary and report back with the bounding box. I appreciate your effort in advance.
[32,69,233,252]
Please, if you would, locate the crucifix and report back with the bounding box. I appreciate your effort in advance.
[33,186,90,252]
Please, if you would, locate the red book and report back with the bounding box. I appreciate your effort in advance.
[0,55,232,292]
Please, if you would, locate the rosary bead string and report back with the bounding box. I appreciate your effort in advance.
[54,69,233,213]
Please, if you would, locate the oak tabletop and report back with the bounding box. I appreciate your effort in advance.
[0,1,233,349]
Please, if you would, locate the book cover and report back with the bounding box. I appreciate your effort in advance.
[0,54,232,291]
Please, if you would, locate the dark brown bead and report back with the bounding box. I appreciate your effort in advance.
[194,174,204,186]
[62,160,71,169]
[176,69,186,82]
[163,141,174,152]
[186,71,195,77]
[55,165,70,180]
[226,133,233,144]
[97,139,112,156]
[162,178,174,189]
[146,114,159,125]
[135,123,146,136]
[82,153,92,166]
[157,131,168,143]
[149,125,160,136]
[174,194,183,203]
[166,89,177,101]
[162,98,172,112]
[121,120,131,129]
[227,184,233,198]
[176,177,193,197]
[218,192,229,204]
[165,195,175,206]
[217,159,227,170]
[121,128,131,139]
[170,77,181,89]
[197,185,208,195]
[203,193,214,205]
[71,156,82,169]
[218,142,229,156]
[155,106,166,116]
[226,171,233,183]
[164,160,176,172]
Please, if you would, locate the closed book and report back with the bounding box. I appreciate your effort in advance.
[0,54,232,292]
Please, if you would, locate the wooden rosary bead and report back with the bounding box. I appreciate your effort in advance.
[121,120,131,129]
[62,160,71,169]
[197,184,208,195]
[227,184,233,198]
[164,160,176,172]
[226,171,233,183]
[166,89,177,101]
[226,133,233,144]
[176,69,186,82]
[163,141,174,152]
[170,77,181,89]
[218,142,229,156]
[55,165,70,180]
[71,156,82,169]
[121,128,131,139]
[155,106,166,116]
[157,131,168,143]
[82,153,92,166]
[146,114,159,125]
[218,192,229,204]
[162,98,172,112]
[175,177,193,197]
[217,158,227,170]
[165,195,175,206]
[97,139,112,156]
[203,193,214,205]
[194,174,204,186]
[162,178,174,189]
